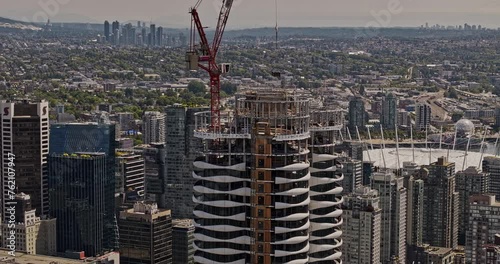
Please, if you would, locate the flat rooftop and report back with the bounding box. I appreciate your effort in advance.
[0,250,81,264]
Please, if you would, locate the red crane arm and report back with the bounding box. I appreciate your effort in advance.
[212,0,234,58]
[188,0,232,132]
[190,8,213,61]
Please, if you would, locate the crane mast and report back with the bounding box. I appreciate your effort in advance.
[187,0,234,133]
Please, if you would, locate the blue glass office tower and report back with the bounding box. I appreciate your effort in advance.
[49,123,118,251]
[48,153,106,256]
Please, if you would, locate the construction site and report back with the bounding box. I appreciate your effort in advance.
[192,89,343,263]
[187,0,344,263]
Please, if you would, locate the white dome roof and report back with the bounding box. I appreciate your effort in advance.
[455,119,475,134]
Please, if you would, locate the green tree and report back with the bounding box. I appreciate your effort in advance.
[125,88,134,98]
[445,88,458,99]
[188,81,206,95]
[221,82,238,95]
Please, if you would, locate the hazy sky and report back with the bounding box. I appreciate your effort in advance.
[2,0,500,28]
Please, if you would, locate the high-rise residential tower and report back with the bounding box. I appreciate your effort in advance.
[192,90,341,263]
[104,20,110,42]
[483,156,500,198]
[112,20,120,45]
[404,173,424,248]
[157,26,164,46]
[164,105,207,218]
[136,143,166,204]
[348,96,366,131]
[150,24,156,46]
[420,157,459,249]
[142,111,166,144]
[308,109,344,263]
[415,103,432,131]
[1,100,49,219]
[337,156,363,195]
[381,93,398,129]
[466,194,500,263]
[371,170,407,263]
[456,166,489,245]
[342,186,382,264]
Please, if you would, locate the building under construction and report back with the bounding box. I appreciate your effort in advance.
[192,89,343,264]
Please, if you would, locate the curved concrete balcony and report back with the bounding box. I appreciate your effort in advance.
[193,161,246,171]
[194,256,246,264]
[193,211,246,221]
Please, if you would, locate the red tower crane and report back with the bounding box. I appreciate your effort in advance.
[186,0,234,133]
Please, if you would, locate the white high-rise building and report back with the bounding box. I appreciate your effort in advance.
[371,171,407,263]
[142,111,166,144]
[343,186,382,264]
[309,110,344,263]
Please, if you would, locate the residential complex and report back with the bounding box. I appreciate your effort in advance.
[371,171,407,263]
[164,105,207,218]
[415,103,432,131]
[420,157,459,249]
[466,195,500,264]
[456,166,489,245]
[342,187,382,264]
[142,111,166,144]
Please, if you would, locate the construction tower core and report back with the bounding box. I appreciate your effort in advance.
[192,89,343,264]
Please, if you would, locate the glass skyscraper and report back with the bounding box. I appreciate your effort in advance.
[48,153,107,257]
[49,123,118,250]
[164,106,207,218]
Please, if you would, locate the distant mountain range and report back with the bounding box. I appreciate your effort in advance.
[0,16,42,31]
[1,16,497,39]
[0,17,32,25]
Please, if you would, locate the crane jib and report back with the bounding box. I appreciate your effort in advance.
[187,0,233,132]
